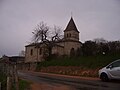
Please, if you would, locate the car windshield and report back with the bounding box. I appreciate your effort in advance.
[108,60,120,68]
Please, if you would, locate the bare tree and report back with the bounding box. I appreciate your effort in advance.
[32,21,63,60]
[51,25,63,41]
[32,22,49,43]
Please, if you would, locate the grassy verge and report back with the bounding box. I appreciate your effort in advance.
[36,53,120,77]
[0,73,7,90]
[0,73,31,90]
[19,79,31,90]
[37,53,120,69]
[0,73,30,90]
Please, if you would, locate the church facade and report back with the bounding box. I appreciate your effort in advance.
[25,17,82,62]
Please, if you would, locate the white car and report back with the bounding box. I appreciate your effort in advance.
[99,59,120,81]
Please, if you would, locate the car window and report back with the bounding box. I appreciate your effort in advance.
[111,61,120,68]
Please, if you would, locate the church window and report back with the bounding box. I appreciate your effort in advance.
[39,48,42,55]
[70,48,75,57]
[30,49,33,56]
[69,33,71,37]
[67,34,69,37]
[66,33,71,37]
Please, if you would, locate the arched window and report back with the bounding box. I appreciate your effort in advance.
[39,48,42,55]
[70,48,75,57]
[67,34,69,37]
[66,33,71,38]
[69,33,71,37]
[30,49,33,56]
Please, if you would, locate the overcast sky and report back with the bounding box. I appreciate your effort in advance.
[0,0,120,57]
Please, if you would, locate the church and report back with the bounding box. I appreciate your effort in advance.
[25,17,82,63]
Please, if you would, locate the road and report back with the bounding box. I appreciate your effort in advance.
[18,71,120,90]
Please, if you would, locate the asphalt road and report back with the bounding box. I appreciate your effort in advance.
[18,71,120,90]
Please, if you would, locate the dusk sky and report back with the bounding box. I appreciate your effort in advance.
[0,0,120,57]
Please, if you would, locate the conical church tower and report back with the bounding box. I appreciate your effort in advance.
[64,17,79,41]
[63,17,81,55]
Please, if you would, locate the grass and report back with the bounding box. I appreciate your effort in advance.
[0,73,7,90]
[0,71,30,90]
[12,79,31,90]
[19,79,31,90]
[37,53,120,69]
[12,79,30,90]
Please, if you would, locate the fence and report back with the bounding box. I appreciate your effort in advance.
[0,61,19,90]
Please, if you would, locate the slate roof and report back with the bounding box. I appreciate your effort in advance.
[64,17,79,33]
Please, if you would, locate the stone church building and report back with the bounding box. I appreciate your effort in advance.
[25,17,82,62]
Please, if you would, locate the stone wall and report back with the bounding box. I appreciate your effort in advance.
[17,63,37,71]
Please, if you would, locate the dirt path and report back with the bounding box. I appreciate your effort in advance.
[30,82,75,90]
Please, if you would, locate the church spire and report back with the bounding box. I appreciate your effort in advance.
[64,17,79,33]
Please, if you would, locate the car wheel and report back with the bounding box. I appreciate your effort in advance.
[100,73,109,82]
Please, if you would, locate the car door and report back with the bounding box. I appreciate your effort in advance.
[109,61,120,79]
